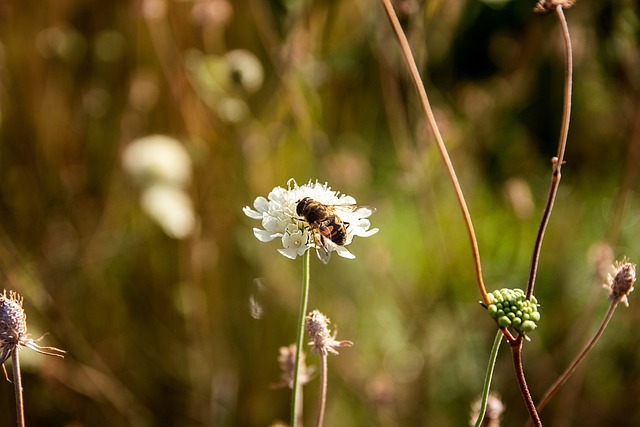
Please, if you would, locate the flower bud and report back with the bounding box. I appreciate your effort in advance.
[484,289,541,337]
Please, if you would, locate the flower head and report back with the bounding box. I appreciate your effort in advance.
[534,0,576,14]
[243,179,378,262]
[122,135,196,239]
[484,288,541,337]
[603,258,636,307]
[305,310,352,356]
[140,184,196,239]
[122,135,192,187]
[0,290,65,367]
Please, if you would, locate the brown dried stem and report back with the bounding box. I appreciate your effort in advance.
[378,0,489,305]
[534,300,617,420]
[525,6,573,301]
[12,348,25,427]
[315,353,328,427]
[511,337,542,427]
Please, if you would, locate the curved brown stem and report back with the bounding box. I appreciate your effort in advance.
[379,0,490,305]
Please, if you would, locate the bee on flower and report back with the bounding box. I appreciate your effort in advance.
[243,179,378,263]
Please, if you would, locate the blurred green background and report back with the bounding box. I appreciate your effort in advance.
[0,0,639,425]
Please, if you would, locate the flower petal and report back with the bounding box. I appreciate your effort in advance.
[282,229,307,252]
[140,185,196,239]
[278,246,307,259]
[243,206,263,219]
[253,196,269,213]
[335,246,355,259]
[253,228,280,242]
[353,227,379,238]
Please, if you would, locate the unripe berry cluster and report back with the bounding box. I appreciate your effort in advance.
[485,288,541,336]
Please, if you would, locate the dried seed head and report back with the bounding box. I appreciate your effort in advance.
[305,310,353,356]
[534,0,576,14]
[0,291,27,363]
[0,290,65,368]
[272,344,313,389]
[604,258,636,307]
[305,310,333,354]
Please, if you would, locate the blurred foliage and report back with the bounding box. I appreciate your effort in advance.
[0,0,638,426]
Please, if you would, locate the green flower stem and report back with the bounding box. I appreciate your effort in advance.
[474,330,503,427]
[291,250,311,427]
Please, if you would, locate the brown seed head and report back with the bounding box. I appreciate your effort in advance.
[305,310,353,356]
[604,258,636,307]
[534,0,576,14]
[0,291,27,364]
[0,290,65,367]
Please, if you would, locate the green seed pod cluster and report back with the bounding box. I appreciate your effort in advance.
[485,288,540,336]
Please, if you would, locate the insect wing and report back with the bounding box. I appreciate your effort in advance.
[332,204,376,218]
[315,245,331,264]
[311,229,332,264]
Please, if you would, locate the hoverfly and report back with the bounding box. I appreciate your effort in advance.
[296,197,375,264]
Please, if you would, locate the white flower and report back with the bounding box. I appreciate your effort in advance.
[122,135,192,187]
[140,185,196,239]
[123,135,197,240]
[243,179,378,262]
[224,49,264,93]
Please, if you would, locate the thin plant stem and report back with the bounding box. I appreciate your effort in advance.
[526,6,573,301]
[291,250,311,427]
[315,353,328,427]
[12,348,25,427]
[511,337,542,427]
[474,330,504,427]
[535,300,618,415]
[378,0,490,305]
